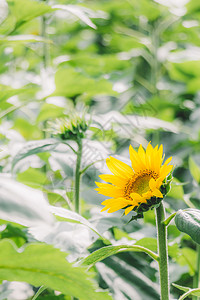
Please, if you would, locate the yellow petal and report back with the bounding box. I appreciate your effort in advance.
[101,206,109,212]
[96,185,123,198]
[160,164,173,179]
[107,202,128,213]
[155,177,163,188]
[153,188,163,198]
[164,156,172,166]
[130,193,143,201]
[138,144,146,164]
[158,144,163,163]
[99,174,127,187]
[129,145,145,172]
[101,197,132,206]
[125,206,134,215]
[149,178,156,190]
[106,157,133,178]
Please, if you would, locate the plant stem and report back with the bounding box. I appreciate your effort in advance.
[156,202,170,300]
[73,139,82,300]
[193,244,200,300]
[74,138,82,214]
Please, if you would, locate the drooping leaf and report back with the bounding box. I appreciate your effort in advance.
[82,244,158,266]
[0,239,112,300]
[175,209,200,244]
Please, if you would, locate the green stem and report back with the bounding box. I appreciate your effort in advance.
[74,138,82,214]
[73,139,82,300]
[41,0,49,69]
[193,244,200,300]
[156,202,170,300]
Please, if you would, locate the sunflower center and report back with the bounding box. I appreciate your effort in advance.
[124,170,158,199]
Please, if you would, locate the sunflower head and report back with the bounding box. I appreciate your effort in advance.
[47,111,90,140]
[95,143,173,220]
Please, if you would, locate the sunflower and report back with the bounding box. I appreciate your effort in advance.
[95,143,173,216]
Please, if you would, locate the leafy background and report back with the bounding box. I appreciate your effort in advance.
[0,0,200,299]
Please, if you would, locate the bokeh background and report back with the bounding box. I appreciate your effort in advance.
[0,0,200,299]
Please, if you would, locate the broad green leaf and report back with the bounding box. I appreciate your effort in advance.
[175,209,200,244]
[176,247,196,275]
[167,178,184,200]
[52,67,116,99]
[82,244,158,266]
[36,103,65,123]
[7,0,54,32]
[0,239,112,300]
[17,167,50,189]
[189,157,200,184]
[135,237,157,252]
[0,175,54,227]
[13,118,42,140]
[0,84,37,103]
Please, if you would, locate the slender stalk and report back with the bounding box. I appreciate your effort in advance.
[74,138,82,214]
[73,138,82,300]
[193,244,200,300]
[41,0,49,69]
[156,202,170,300]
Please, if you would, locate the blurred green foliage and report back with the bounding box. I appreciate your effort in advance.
[0,0,200,299]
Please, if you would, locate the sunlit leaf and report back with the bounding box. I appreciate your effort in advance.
[0,175,54,227]
[0,239,112,300]
[82,244,158,266]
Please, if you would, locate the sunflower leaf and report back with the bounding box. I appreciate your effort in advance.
[0,239,112,300]
[175,209,200,244]
[81,244,159,266]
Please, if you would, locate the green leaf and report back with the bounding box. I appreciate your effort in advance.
[36,103,65,123]
[17,167,50,189]
[52,67,116,99]
[173,284,200,299]
[0,239,112,300]
[175,209,200,244]
[7,0,54,32]
[82,244,159,266]
[0,175,54,227]
[49,206,104,240]
[134,237,157,252]
[167,178,184,200]
[53,5,97,29]
[12,139,60,170]
[189,157,200,184]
